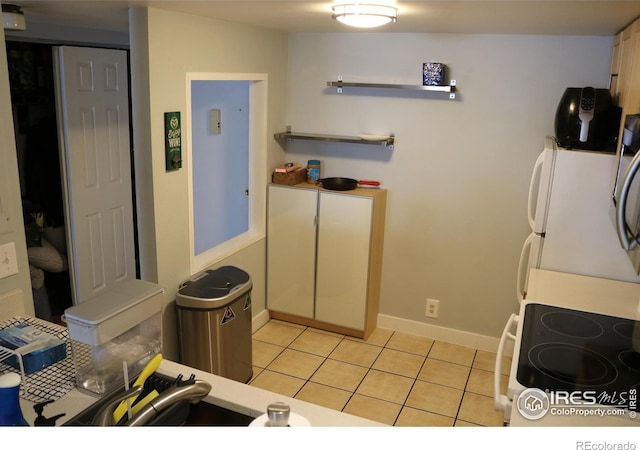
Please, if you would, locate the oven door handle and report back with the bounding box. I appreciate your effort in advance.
[494,313,518,412]
[616,148,640,250]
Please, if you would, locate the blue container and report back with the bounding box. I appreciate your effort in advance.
[0,373,28,426]
[307,160,321,183]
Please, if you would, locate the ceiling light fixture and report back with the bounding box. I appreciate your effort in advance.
[331,3,397,28]
[2,4,26,31]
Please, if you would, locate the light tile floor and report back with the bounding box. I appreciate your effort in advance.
[250,319,512,426]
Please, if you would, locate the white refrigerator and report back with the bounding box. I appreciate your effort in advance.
[496,137,640,424]
[516,137,640,302]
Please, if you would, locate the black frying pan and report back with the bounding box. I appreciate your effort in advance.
[319,177,358,191]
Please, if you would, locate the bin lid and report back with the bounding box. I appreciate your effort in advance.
[176,266,252,309]
[64,279,164,325]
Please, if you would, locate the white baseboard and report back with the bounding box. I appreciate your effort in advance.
[252,309,271,333]
[377,313,514,356]
[253,309,514,357]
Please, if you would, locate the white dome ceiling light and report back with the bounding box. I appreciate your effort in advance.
[2,3,26,31]
[331,3,397,28]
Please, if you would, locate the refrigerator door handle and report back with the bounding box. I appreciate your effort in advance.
[516,233,536,303]
[527,151,546,231]
[615,150,640,250]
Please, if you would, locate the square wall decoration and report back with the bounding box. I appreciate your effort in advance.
[165,111,182,171]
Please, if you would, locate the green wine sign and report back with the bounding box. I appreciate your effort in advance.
[164,111,182,171]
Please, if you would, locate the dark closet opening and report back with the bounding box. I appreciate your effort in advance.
[6,40,72,322]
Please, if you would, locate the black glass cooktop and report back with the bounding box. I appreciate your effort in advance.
[517,303,640,408]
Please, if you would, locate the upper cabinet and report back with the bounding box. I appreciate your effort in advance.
[611,18,640,143]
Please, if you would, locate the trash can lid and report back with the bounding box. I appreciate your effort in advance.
[176,266,252,309]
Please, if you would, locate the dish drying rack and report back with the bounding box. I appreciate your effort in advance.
[0,316,76,403]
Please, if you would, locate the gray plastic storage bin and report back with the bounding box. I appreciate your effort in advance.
[64,280,164,395]
[176,266,252,383]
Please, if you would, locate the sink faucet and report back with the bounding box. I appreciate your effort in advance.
[91,380,212,426]
[91,385,144,426]
[125,379,211,426]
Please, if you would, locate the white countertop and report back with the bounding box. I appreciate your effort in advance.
[526,268,640,319]
[18,359,383,427]
[158,360,383,427]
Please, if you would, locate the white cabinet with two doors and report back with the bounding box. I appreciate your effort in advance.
[266,183,386,339]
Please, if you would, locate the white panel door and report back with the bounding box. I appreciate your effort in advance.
[54,46,135,304]
[267,185,317,318]
[315,192,372,330]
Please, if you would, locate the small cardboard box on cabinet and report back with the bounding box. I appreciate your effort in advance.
[272,167,306,185]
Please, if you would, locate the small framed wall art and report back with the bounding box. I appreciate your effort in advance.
[164,111,182,171]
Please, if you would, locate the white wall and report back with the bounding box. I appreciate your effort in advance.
[129,7,288,359]
[285,33,614,338]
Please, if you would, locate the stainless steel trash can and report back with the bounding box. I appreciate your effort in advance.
[176,266,253,383]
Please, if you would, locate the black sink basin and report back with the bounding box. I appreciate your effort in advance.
[183,401,254,426]
[64,373,254,426]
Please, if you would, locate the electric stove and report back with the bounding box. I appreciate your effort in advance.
[515,303,640,409]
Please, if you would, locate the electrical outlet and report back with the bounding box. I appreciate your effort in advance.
[425,298,440,319]
[0,242,18,279]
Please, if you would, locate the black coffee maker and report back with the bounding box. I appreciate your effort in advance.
[554,87,621,152]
